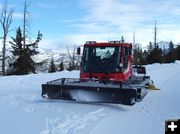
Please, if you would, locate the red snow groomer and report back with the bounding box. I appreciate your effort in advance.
[42,41,154,105]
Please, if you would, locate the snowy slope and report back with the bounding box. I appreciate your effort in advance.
[0,62,180,134]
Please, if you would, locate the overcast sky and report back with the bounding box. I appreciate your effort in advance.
[1,0,180,50]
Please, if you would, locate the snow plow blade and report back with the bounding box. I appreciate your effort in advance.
[42,78,148,106]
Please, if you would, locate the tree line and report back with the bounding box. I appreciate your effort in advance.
[133,41,180,65]
[133,21,180,65]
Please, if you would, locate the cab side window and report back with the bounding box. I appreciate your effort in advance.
[123,46,129,69]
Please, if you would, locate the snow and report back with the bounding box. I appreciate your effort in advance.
[0,62,180,134]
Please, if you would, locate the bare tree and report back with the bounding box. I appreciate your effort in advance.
[67,45,81,70]
[23,0,28,48]
[0,1,14,75]
[67,46,76,70]
[154,20,157,48]
[23,0,32,48]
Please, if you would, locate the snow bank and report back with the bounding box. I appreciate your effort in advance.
[175,60,180,64]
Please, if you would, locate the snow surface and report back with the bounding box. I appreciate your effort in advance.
[0,62,180,134]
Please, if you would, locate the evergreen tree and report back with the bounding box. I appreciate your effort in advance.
[133,43,143,65]
[146,45,163,64]
[169,41,174,52]
[133,48,139,65]
[147,42,153,52]
[142,50,148,65]
[9,27,42,75]
[176,45,180,60]
[49,57,56,73]
[59,62,64,71]
[164,41,176,63]
[146,42,153,64]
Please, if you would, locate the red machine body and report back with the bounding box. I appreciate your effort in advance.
[80,41,133,81]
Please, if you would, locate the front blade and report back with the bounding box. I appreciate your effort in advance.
[42,78,139,106]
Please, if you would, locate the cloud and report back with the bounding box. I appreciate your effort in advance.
[38,37,77,52]
[170,8,180,16]
[66,0,180,47]
[13,12,23,20]
[157,24,180,43]
[70,23,110,33]
[37,2,57,9]
[13,0,179,50]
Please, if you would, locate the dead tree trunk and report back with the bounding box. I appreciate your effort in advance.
[0,1,14,75]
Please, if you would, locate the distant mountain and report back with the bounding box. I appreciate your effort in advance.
[33,48,81,73]
[0,47,80,74]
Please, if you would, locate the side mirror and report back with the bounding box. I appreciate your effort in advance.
[77,47,81,55]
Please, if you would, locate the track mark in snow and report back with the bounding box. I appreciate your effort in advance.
[40,108,109,134]
[0,93,36,113]
[16,77,25,84]
[138,105,164,123]
[160,70,180,88]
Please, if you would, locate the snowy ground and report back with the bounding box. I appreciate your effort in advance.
[0,61,180,134]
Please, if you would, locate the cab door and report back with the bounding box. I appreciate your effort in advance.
[122,45,132,80]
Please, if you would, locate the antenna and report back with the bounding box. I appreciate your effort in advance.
[133,30,135,46]
[121,36,124,43]
[108,31,109,42]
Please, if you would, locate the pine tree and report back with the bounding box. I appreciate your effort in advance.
[153,46,163,63]
[169,41,174,52]
[176,45,180,60]
[49,57,56,73]
[133,43,142,65]
[145,21,164,64]
[146,42,153,64]
[164,41,176,63]
[147,42,153,52]
[9,27,42,75]
[146,45,163,64]
[59,62,64,71]
[142,50,148,65]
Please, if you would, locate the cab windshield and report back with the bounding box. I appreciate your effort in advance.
[81,46,121,73]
